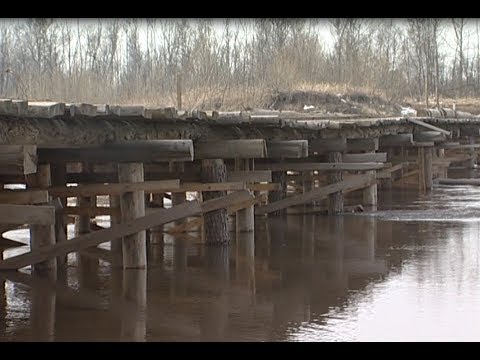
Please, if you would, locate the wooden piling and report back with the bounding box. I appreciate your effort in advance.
[424,147,433,190]
[327,152,343,215]
[109,195,123,268]
[118,163,146,269]
[418,147,426,192]
[235,231,255,297]
[121,269,147,341]
[201,159,230,245]
[235,159,254,232]
[29,164,57,277]
[30,276,56,341]
[50,163,68,268]
[268,168,287,216]
[149,193,164,243]
[362,170,378,211]
[169,161,186,205]
[469,137,477,169]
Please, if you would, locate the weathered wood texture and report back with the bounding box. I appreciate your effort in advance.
[256,174,374,215]
[328,152,343,215]
[201,159,229,245]
[227,170,272,183]
[0,145,37,175]
[29,164,56,276]
[343,153,387,163]
[27,101,65,118]
[413,131,446,142]
[109,195,123,267]
[362,170,378,210]
[266,140,308,158]
[379,134,414,147]
[347,138,379,152]
[0,190,49,204]
[51,163,68,267]
[38,140,194,163]
[0,191,253,270]
[169,162,186,206]
[407,118,451,135]
[118,163,146,269]
[309,138,346,154]
[256,162,384,172]
[267,170,287,216]
[424,147,433,190]
[48,179,179,197]
[195,140,267,159]
[0,204,55,225]
[436,178,480,186]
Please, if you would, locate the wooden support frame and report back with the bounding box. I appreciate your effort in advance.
[255,174,375,215]
[0,191,254,270]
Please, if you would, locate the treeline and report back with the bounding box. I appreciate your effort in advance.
[0,18,479,110]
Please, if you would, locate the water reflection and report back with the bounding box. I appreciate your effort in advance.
[2,184,480,341]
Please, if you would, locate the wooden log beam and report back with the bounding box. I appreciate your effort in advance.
[343,153,387,163]
[26,101,65,118]
[246,183,280,191]
[227,170,272,183]
[62,206,120,217]
[436,178,480,186]
[459,127,480,137]
[346,138,379,152]
[255,174,374,215]
[309,138,346,154]
[0,190,49,204]
[66,103,97,117]
[407,118,451,135]
[413,131,446,142]
[109,105,144,117]
[266,140,308,158]
[171,182,246,192]
[0,191,253,270]
[0,204,55,225]
[194,140,267,159]
[438,143,480,149]
[256,162,384,172]
[48,179,180,197]
[379,134,414,147]
[38,140,194,163]
[0,145,37,175]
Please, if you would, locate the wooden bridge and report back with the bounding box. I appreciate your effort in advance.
[1,99,479,276]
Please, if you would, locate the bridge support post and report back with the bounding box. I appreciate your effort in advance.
[51,163,67,269]
[201,159,230,245]
[328,151,344,215]
[362,170,378,211]
[268,164,287,216]
[118,163,147,269]
[109,194,123,268]
[28,164,57,277]
[235,159,254,233]
[469,137,477,169]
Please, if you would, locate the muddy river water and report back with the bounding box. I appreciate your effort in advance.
[1,174,480,341]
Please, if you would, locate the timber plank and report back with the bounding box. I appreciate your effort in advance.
[0,204,55,225]
[0,190,49,204]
